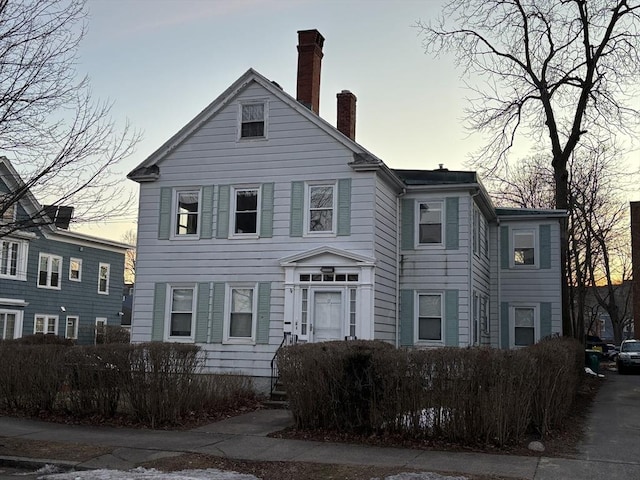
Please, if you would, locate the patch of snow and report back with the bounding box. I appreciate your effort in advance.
[397,408,450,430]
[39,467,260,480]
[584,367,605,378]
[382,474,467,480]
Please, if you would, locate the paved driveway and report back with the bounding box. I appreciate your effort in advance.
[535,370,640,479]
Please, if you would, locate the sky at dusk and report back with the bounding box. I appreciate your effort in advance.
[73,0,639,241]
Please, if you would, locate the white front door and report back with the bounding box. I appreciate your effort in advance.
[312,291,343,342]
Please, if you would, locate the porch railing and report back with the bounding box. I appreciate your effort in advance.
[270,331,296,398]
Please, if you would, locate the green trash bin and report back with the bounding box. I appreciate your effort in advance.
[585,349,600,373]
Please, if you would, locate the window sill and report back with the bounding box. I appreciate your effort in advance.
[223,338,256,346]
[229,234,260,240]
[98,291,109,295]
[169,234,200,241]
[0,275,26,281]
[303,231,336,238]
[237,136,267,142]
[166,337,196,343]
[37,285,61,290]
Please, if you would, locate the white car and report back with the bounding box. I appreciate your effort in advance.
[617,340,640,374]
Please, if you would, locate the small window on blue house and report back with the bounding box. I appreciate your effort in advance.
[38,254,62,289]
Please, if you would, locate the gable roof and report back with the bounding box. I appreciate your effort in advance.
[0,156,129,252]
[127,68,388,182]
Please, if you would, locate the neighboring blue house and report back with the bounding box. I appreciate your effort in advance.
[0,157,129,344]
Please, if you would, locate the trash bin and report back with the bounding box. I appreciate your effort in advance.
[585,349,600,373]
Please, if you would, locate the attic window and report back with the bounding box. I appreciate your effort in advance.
[240,103,265,138]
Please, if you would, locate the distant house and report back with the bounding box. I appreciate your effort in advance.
[0,157,128,344]
[127,30,565,389]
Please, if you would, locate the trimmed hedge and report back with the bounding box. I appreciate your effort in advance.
[278,337,583,446]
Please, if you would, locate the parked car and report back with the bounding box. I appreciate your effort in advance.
[617,340,640,374]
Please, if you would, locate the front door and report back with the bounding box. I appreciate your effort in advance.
[312,291,343,342]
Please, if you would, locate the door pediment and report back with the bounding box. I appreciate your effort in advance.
[279,246,375,267]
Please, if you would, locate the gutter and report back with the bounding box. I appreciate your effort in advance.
[395,187,407,348]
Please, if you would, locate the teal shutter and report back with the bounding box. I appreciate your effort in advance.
[500,302,509,349]
[400,289,414,346]
[158,188,172,240]
[337,178,351,236]
[210,283,225,343]
[200,186,214,240]
[0,316,4,339]
[290,181,304,237]
[401,199,415,251]
[539,225,551,269]
[256,282,271,344]
[540,302,552,339]
[216,185,230,239]
[152,283,167,341]
[444,289,459,346]
[260,183,274,238]
[195,283,211,343]
[500,226,510,270]
[445,197,459,249]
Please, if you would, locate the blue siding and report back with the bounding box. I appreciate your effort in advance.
[0,233,125,345]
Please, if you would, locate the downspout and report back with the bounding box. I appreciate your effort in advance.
[395,188,407,348]
[496,217,502,349]
[469,189,481,347]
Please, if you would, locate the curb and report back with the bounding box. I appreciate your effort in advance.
[0,455,83,471]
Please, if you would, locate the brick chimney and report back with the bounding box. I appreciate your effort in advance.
[296,29,324,114]
[631,202,640,339]
[337,90,357,140]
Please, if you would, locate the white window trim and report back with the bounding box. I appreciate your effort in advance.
[69,257,82,282]
[509,304,540,348]
[511,228,538,269]
[0,238,28,281]
[0,309,23,340]
[304,181,337,236]
[230,185,261,239]
[164,284,196,342]
[34,314,59,335]
[98,262,110,295]
[95,317,107,344]
[414,291,444,345]
[66,315,79,339]
[171,188,201,239]
[237,100,269,141]
[415,200,445,248]
[37,253,62,290]
[223,283,257,345]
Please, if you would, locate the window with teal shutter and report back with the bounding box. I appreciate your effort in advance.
[158,188,172,240]
[445,197,459,249]
[539,225,551,269]
[260,183,274,238]
[500,226,509,270]
[401,199,414,251]
[200,186,214,239]
[444,290,459,346]
[210,283,225,343]
[337,179,351,236]
[399,289,414,346]
[195,283,211,343]
[500,302,509,349]
[152,283,167,341]
[256,282,271,344]
[290,181,304,237]
[216,185,230,239]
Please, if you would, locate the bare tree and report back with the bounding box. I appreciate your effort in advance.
[0,0,140,237]
[419,0,640,337]
[121,228,137,283]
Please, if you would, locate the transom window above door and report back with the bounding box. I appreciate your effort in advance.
[299,273,359,282]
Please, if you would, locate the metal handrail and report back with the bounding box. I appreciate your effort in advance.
[270,332,296,397]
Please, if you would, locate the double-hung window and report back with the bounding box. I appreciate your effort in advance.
[168,286,195,339]
[416,293,443,342]
[98,263,110,294]
[233,187,259,235]
[69,258,82,281]
[513,229,536,266]
[34,314,58,335]
[418,201,442,245]
[240,102,266,139]
[512,306,537,347]
[0,311,20,340]
[0,239,20,279]
[66,316,78,339]
[38,253,62,289]
[225,285,256,343]
[174,190,200,236]
[307,184,335,233]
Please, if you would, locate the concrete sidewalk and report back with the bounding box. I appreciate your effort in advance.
[0,407,639,479]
